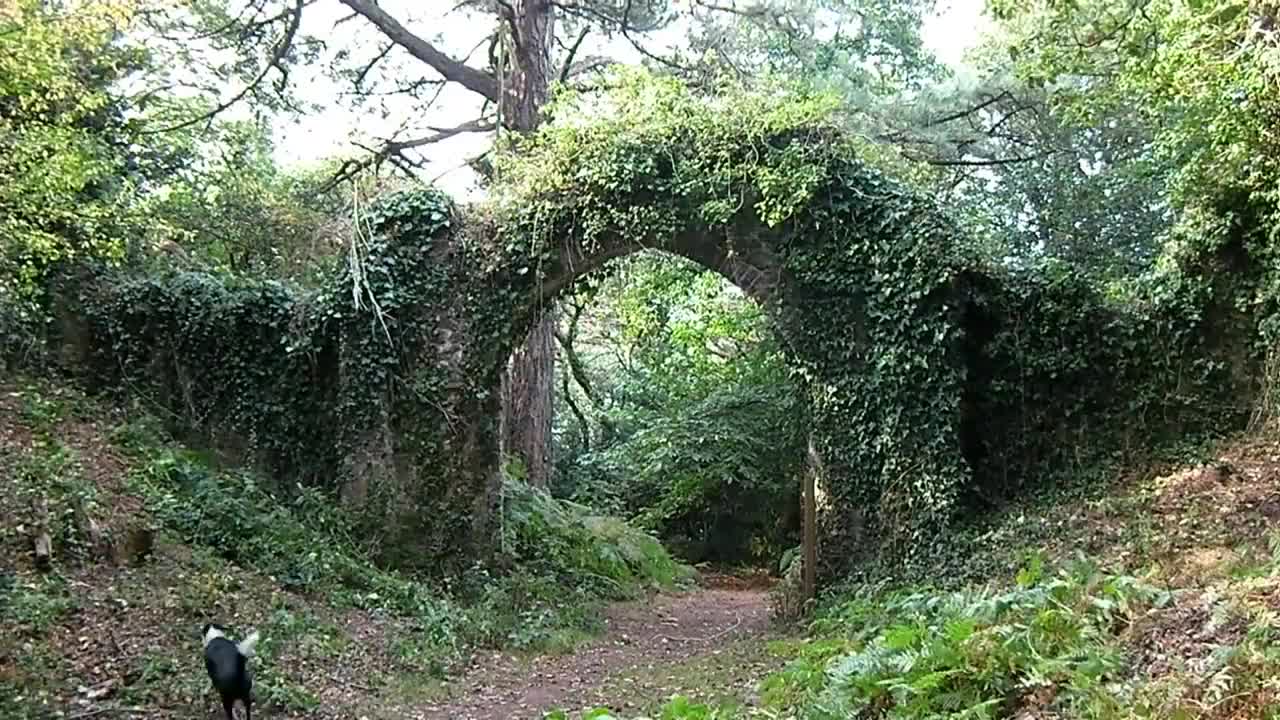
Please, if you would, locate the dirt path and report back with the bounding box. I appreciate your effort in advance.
[417,576,779,719]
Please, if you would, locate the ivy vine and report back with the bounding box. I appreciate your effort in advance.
[52,71,1264,576]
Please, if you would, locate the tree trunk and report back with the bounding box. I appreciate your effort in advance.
[803,434,819,604]
[501,315,556,485]
[498,0,556,488]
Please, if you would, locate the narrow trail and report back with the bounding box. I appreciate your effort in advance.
[419,575,779,719]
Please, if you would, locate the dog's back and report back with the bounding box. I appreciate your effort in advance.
[202,624,256,719]
[204,636,250,697]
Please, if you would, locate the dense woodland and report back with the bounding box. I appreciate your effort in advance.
[6,0,1280,718]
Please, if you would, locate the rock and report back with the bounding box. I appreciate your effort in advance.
[34,532,52,569]
[114,525,155,566]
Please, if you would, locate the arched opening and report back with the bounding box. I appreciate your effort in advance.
[543,249,808,575]
[336,97,976,581]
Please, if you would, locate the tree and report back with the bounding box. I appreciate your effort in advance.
[2,1,150,286]
[136,0,944,491]
[979,0,1280,243]
[863,75,1176,275]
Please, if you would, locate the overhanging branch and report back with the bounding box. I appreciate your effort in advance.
[558,27,590,82]
[141,0,305,135]
[924,152,1052,167]
[553,0,695,74]
[323,117,497,190]
[339,0,500,102]
[924,91,1014,128]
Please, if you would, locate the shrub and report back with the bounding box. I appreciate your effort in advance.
[762,557,1170,718]
[121,423,692,660]
[501,475,696,599]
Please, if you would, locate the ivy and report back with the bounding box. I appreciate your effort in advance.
[47,70,1264,578]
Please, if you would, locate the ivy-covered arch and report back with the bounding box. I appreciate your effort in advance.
[65,72,1254,577]
[64,76,979,573]
[359,74,979,572]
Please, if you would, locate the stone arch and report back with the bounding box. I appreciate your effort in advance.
[55,82,1266,588]
[535,216,784,308]
[340,87,977,577]
[61,82,979,578]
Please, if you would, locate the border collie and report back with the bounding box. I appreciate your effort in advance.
[201,623,260,720]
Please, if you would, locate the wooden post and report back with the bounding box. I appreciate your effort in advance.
[802,435,818,603]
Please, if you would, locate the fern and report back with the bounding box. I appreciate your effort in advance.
[764,559,1169,718]
[1203,664,1235,706]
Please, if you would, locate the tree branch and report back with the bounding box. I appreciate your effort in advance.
[554,0,694,73]
[560,361,592,451]
[553,304,601,406]
[339,0,500,102]
[558,27,590,82]
[923,152,1052,167]
[564,55,616,80]
[690,0,772,19]
[618,0,693,73]
[323,117,497,190]
[924,91,1014,128]
[353,42,395,91]
[141,0,305,134]
[553,300,619,442]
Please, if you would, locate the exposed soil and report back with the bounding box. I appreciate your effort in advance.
[416,576,776,719]
[1,381,787,720]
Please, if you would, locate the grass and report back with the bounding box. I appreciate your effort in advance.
[556,436,1280,719]
[4,574,78,635]
[0,376,699,718]
[593,635,784,714]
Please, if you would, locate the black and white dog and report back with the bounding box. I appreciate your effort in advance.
[201,623,261,720]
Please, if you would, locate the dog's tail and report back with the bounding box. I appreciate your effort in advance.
[237,630,261,658]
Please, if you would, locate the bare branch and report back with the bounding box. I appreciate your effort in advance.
[353,42,395,91]
[140,0,305,135]
[924,91,1014,128]
[564,55,615,80]
[558,27,590,82]
[985,102,1040,138]
[323,118,497,191]
[923,152,1053,168]
[339,0,500,102]
[553,0,695,73]
[690,0,772,20]
[619,0,695,73]
[552,0,666,32]
[554,300,594,450]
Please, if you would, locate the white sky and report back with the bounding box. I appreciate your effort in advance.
[272,0,991,200]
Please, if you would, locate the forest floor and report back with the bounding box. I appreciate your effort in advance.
[15,377,1280,717]
[0,380,791,720]
[418,573,782,719]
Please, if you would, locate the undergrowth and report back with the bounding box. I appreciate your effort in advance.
[560,547,1280,720]
[1,378,693,715]
[549,557,1174,719]
[111,411,690,659]
[760,556,1173,718]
